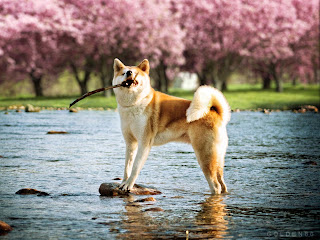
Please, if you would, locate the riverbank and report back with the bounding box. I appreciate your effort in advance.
[0,84,318,111]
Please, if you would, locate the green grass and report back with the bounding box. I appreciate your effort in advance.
[224,84,319,110]
[0,84,319,110]
[0,95,118,109]
[172,84,319,110]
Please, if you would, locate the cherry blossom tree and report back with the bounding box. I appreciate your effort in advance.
[59,0,185,95]
[0,0,77,96]
[0,0,317,96]
[239,0,318,91]
[177,0,318,92]
[287,0,319,85]
[177,0,243,90]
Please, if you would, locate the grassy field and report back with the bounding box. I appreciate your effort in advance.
[0,84,319,111]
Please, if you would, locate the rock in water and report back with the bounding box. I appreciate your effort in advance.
[0,221,13,233]
[47,131,69,134]
[25,104,40,112]
[143,207,164,212]
[99,182,161,196]
[16,188,50,196]
[134,197,156,202]
[69,108,78,113]
[303,161,317,166]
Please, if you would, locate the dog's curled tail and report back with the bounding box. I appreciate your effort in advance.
[186,86,231,125]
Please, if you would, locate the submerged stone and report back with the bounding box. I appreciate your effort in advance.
[143,207,164,212]
[15,188,50,196]
[134,197,156,202]
[293,105,318,113]
[25,104,40,112]
[112,177,122,181]
[303,161,317,166]
[262,109,270,114]
[0,221,13,233]
[69,108,78,113]
[99,182,161,196]
[47,131,69,134]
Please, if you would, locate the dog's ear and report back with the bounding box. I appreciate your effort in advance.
[114,58,125,72]
[137,59,150,74]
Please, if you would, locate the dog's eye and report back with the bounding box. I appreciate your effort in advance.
[122,73,125,75]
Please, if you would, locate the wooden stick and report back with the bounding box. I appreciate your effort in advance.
[69,72,139,108]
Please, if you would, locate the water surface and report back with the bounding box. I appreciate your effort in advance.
[1,110,319,239]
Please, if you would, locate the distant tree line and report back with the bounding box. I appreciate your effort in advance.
[0,0,318,96]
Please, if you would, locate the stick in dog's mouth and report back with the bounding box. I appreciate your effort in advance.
[69,72,139,108]
[121,74,139,88]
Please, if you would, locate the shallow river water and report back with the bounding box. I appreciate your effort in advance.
[0,110,319,239]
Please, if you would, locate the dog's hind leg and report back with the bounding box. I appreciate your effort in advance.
[195,149,222,195]
[217,166,227,193]
[190,127,227,195]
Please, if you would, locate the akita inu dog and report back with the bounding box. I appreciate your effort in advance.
[113,58,230,194]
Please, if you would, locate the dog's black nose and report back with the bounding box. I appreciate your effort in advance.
[126,70,132,77]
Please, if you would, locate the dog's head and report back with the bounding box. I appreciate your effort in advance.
[113,58,150,88]
[112,58,152,106]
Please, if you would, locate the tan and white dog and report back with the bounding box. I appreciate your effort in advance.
[112,58,230,194]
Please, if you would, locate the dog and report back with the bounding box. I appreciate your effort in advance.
[112,58,231,194]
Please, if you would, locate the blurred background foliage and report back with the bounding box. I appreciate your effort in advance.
[0,0,318,98]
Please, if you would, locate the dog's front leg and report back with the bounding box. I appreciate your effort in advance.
[123,140,138,182]
[119,140,152,192]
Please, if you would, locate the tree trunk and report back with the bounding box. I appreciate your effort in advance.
[154,63,169,92]
[269,63,283,92]
[275,76,283,92]
[212,70,229,91]
[262,72,272,89]
[99,66,113,97]
[162,62,169,93]
[214,78,223,91]
[29,71,43,97]
[313,61,319,83]
[79,81,88,96]
[292,77,297,86]
[70,62,92,96]
[221,80,227,91]
[97,56,114,97]
[154,67,162,91]
[197,72,208,86]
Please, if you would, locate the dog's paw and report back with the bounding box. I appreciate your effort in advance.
[119,181,133,192]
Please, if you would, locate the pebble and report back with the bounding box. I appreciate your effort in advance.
[171,196,184,199]
[47,131,69,134]
[143,207,164,212]
[293,105,318,113]
[303,161,317,166]
[112,177,122,181]
[25,104,40,112]
[69,108,78,113]
[0,221,13,233]
[134,197,156,203]
[15,188,50,196]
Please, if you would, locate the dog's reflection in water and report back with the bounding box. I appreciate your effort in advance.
[115,195,228,239]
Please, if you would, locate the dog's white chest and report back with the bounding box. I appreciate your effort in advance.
[119,106,148,139]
